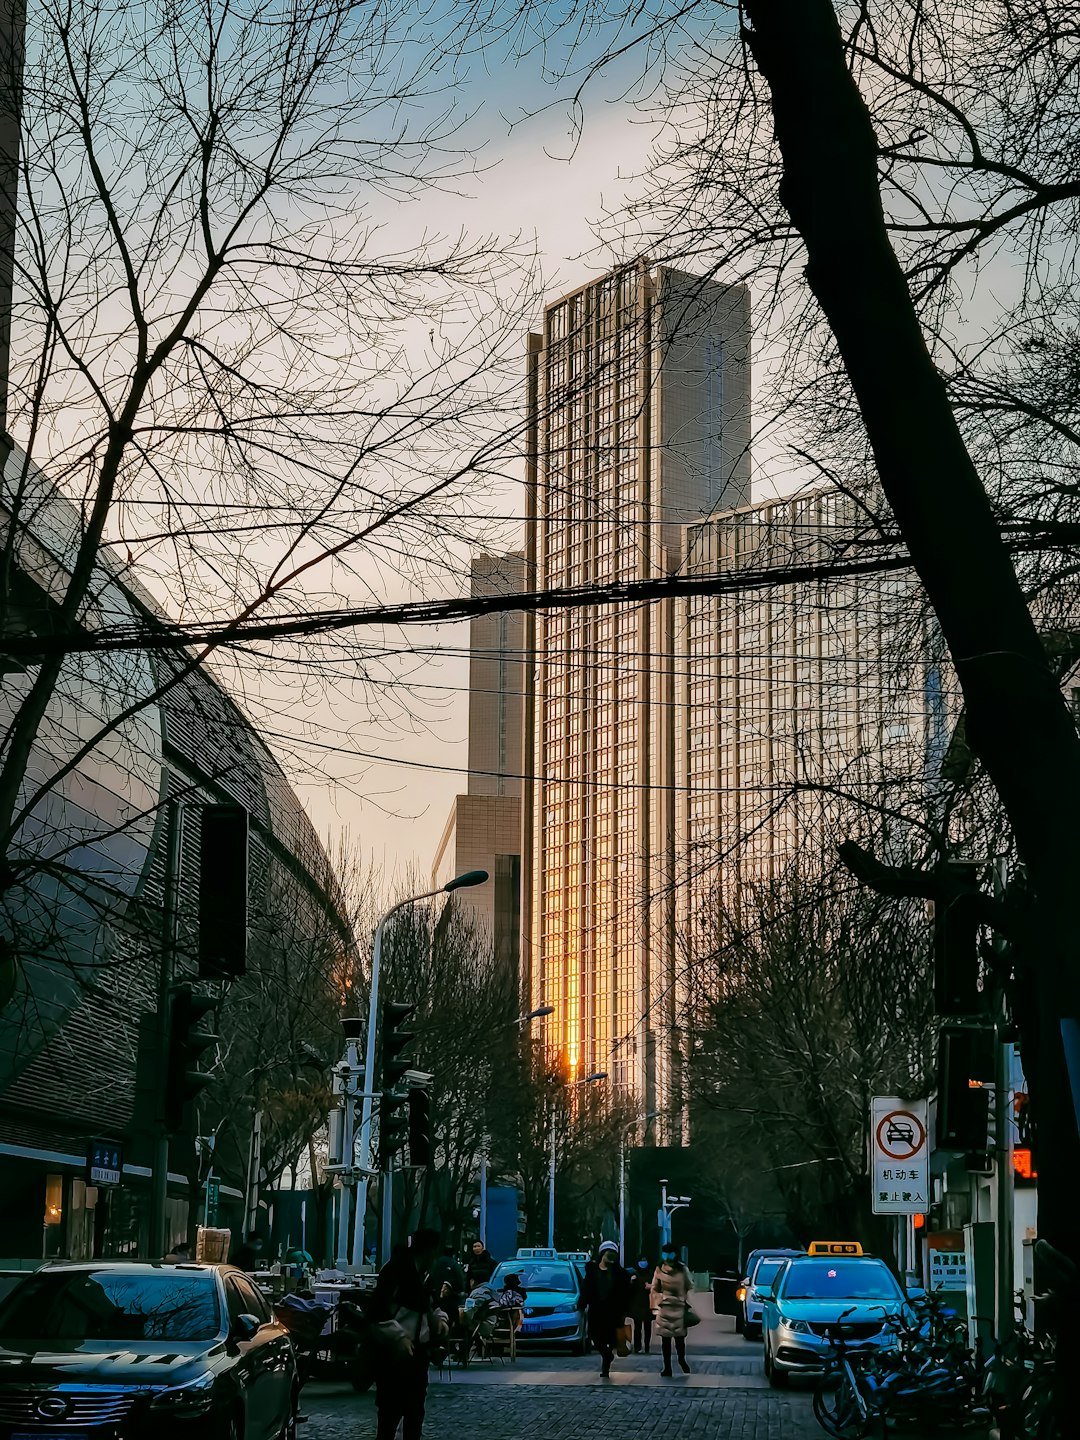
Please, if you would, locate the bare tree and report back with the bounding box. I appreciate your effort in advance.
[0,0,538,1011]
[687,866,935,1246]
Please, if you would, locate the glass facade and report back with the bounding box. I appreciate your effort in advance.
[675,488,941,946]
[524,263,751,1122]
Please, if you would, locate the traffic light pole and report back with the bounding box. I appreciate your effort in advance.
[148,800,182,1259]
[380,1162,394,1265]
[351,872,489,1269]
[351,886,443,1270]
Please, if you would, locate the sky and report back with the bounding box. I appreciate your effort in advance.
[288,33,673,887]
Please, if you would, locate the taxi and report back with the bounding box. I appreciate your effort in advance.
[759,1242,907,1387]
[471,1248,589,1354]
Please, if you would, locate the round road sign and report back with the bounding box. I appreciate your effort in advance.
[876,1109,926,1162]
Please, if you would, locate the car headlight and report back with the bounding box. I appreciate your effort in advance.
[151,1370,216,1412]
[551,1301,578,1314]
[780,1317,812,1335]
[736,1286,747,1302]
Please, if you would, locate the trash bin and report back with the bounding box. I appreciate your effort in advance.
[711,1273,740,1316]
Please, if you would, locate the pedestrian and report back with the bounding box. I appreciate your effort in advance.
[465,1238,495,1290]
[430,1244,467,1316]
[651,1243,692,1376]
[230,1232,263,1272]
[581,1240,632,1378]
[370,1227,449,1440]
[628,1255,653,1354]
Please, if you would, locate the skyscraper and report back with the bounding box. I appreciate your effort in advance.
[521,261,751,1123]
[677,485,940,898]
[433,552,525,972]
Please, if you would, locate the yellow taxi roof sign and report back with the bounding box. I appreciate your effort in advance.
[807,1240,863,1257]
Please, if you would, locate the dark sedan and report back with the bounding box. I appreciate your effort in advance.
[0,1262,296,1440]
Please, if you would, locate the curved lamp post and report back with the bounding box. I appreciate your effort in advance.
[347,869,489,1268]
[619,1110,659,1263]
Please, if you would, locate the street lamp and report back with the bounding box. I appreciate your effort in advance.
[658,1177,691,1252]
[619,1110,659,1263]
[349,869,488,1268]
[479,1005,555,1247]
[548,1071,607,1249]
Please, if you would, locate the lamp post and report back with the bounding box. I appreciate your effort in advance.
[619,1110,659,1264]
[480,1005,553,1249]
[350,869,488,1269]
[658,1178,691,1252]
[548,1070,606,1249]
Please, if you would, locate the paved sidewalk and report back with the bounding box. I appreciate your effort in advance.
[302,1311,820,1438]
[303,1382,821,1439]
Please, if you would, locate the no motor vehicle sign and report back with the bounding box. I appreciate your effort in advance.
[871,1096,928,1215]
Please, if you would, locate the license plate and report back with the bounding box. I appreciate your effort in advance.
[519,1323,540,1335]
[13,1432,88,1439]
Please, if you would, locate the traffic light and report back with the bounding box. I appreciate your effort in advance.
[408,1085,432,1167]
[165,985,218,1133]
[378,1000,416,1169]
[933,867,984,1016]
[381,1001,416,1088]
[379,1090,410,1168]
[198,804,249,979]
[935,1025,994,1151]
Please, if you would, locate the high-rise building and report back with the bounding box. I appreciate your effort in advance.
[520,261,751,1123]
[676,486,942,900]
[433,553,525,972]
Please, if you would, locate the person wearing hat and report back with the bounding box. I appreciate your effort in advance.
[581,1241,632,1378]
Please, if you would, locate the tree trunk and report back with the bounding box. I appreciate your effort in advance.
[743,0,1080,1255]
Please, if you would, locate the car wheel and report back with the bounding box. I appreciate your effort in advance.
[279,1394,297,1440]
[215,1409,242,1440]
[573,1333,588,1357]
[769,1358,789,1390]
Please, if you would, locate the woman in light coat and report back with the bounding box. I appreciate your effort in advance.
[650,1243,692,1376]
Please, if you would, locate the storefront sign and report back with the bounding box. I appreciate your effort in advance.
[927,1231,967,1291]
[87,1138,123,1187]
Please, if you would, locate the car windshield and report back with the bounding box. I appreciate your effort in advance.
[491,1263,575,1293]
[752,1260,785,1287]
[0,1270,222,1342]
[781,1261,901,1302]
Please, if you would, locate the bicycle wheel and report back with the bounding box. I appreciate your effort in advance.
[813,1374,871,1439]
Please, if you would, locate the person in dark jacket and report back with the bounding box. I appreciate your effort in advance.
[430,1245,467,1317]
[230,1233,263,1272]
[581,1241,632,1377]
[465,1240,496,1291]
[628,1256,654,1353]
[370,1227,448,1440]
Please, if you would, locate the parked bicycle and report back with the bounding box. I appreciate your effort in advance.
[813,1302,985,1438]
[985,1239,1077,1440]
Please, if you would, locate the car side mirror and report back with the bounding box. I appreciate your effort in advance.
[233,1313,262,1341]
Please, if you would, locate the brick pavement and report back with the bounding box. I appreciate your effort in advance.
[302,1380,822,1439]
